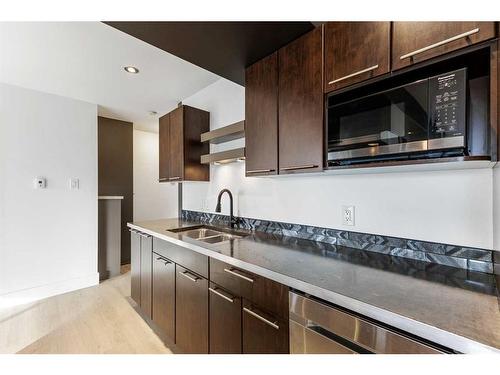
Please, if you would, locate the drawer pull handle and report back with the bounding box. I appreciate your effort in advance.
[280,164,318,171]
[179,271,199,283]
[209,287,235,303]
[328,64,379,85]
[246,169,275,174]
[400,28,480,60]
[158,177,168,181]
[243,307,279,330]
[156,256,172,265]
[169,176,181,181]
[223,268,254,283]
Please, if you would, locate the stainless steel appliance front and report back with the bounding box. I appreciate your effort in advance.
[289,292,444,354]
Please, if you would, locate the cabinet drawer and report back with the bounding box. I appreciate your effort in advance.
[153,237,208,278]
[242,300,289,354]
[210,258,288,319]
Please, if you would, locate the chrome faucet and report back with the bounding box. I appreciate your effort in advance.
[215,189,238,228]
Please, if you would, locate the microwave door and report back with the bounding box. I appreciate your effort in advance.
[328,79,429,161]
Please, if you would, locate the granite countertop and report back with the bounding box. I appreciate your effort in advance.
[128,218,500,353]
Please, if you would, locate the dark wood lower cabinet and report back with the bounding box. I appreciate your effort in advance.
[140,235,153,319]
[130,231,141,306]
[175,265,209,353]
[152,253,176,342]
[209,283,242,354]
[242,301,289,354]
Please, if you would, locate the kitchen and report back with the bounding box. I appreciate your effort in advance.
[0,1,499,373]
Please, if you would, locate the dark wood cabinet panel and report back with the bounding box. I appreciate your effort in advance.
[392,22,496,70]
[169,106,184,181]
[242,301,289,354]
[183,106,210,181]
[245,52,279,176]
[278,27,324,174]
[140,235,153,319]
[130,231,141,305]
[153,238,208,278]
[158,113,170,182]
[158,105,209,182]
[210,258,289,319]
[175,266,209,353]
[209,283,242,354]
[152,254,176,341]
[324,22,390,92]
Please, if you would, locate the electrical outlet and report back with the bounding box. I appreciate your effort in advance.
[69,178,79,190]
[34,177,46,189]
[342,205,355,226]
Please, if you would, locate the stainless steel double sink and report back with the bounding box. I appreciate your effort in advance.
[169,225,248,244]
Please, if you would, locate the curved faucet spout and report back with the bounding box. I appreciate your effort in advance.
[215,189,237,228]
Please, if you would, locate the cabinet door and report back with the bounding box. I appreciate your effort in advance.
[245,52,279,176]
[209,283,242,354]
[278,27,324,174]
[324,22,390,92]
[158,113,170,182]
[242,301,289,354]
[130,231,141,305]
[392,22,496,70]
[169,106,184,182]
[140,235,152,319]
[175,266,209,353]
[152,254,175,341]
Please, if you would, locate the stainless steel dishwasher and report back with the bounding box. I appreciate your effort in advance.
[289,291,446,354]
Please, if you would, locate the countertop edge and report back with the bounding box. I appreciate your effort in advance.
[127,222,500,354]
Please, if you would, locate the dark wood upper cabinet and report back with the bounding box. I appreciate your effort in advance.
[158,105,209,182]
[245,52,279,176]
[152,254,176,342]
[209,283,242,354]
[158,114,170,182]
[140,235,153,319]
[175,266,209,353]
[392,22,496,70]
[278,27,324,174]
[324,22,390,92]
[130,231,141,306]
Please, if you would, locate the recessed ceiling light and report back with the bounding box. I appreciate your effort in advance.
[124,66,139,74]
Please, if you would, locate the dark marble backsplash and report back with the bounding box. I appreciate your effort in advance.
[182,210,498,275]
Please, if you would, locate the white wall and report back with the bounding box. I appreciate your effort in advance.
[182,78,497,250]
[0,83,98,305]
[133,129,178,221]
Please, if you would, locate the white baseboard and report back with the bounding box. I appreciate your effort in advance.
[0,273,100,308]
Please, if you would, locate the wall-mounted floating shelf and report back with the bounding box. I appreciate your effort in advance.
[200,120,245,144]
[201,147,245,164]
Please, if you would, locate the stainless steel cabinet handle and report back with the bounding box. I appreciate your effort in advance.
[328,64,379,85]
[209,287,235,303]
[169,176,181,181]
[179,271,199,282]
[158,177,168,181]
[243,307,279,330]
[223,268,254,283]
[156,256,172,265]
[246,169,275,174]
[400,28,480,60]
[280,164,318,171]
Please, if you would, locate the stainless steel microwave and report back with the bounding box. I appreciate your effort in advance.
[327,68,467,164]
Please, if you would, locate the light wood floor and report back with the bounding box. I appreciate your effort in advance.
[0,267,172,354]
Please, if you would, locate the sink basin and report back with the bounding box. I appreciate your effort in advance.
[169,225,247,244]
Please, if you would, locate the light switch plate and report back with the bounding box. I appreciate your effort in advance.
[342,205,355,226]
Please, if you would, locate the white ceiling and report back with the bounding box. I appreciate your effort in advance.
[0,22,221,132]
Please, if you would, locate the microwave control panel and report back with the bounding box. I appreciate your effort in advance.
[429,68,466,139]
